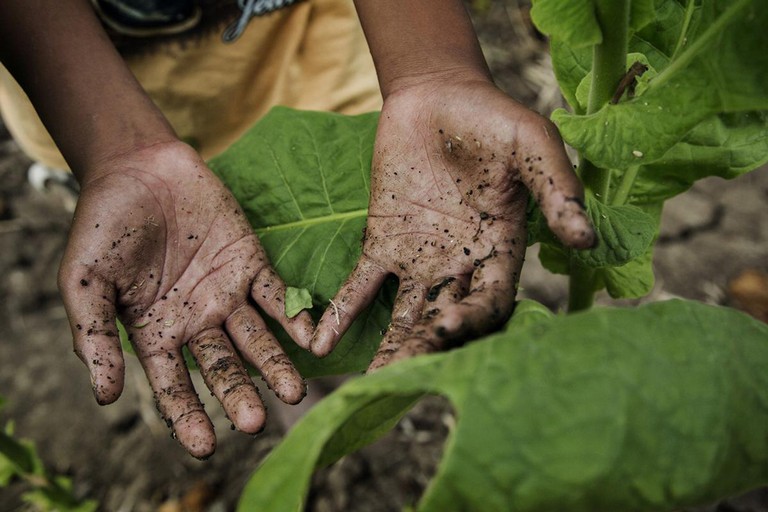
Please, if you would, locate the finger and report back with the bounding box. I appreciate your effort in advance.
[131,340,215,459]
[251,265,315,350]
[514,122,595,250]
[58,269,125,405]
[366,279,429,372]
[368,275,469,372]
[226,304,306,405]
[391,247,520,365]
[311,256,389,357]
[187,328,266,434]
[422,274,471,315]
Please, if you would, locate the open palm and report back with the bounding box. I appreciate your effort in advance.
[58,142,313,458]
[312,80,594,370]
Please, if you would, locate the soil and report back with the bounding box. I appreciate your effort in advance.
[1,2,767,511]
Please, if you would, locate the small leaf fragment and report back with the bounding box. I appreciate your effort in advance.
[285,287,313,318]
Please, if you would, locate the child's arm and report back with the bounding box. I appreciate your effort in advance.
[0,0,312,459]
[0,0,175,175]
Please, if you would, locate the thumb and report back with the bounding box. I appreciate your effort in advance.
[58,267,125,405]
[514,119,595,249]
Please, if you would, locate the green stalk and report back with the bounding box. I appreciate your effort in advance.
[611,165,640,206]
[671,0,696,61]
[568,0,630,313]
[568,265,596,312]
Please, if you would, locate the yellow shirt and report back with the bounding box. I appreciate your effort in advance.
[0,0,381,169]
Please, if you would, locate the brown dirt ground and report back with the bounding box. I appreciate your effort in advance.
[1,1,767,511]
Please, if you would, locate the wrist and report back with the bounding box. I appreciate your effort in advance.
[354,0,493,99]
[381,66,493,100]
[78,137,200,191]
[0,1,178,184]
[75,114,178,185]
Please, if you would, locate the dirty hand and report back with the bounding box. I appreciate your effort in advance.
[311,80,595,371]
[58,142,313,458]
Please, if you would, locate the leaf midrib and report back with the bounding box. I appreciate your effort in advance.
[255,209,368,235]
[651,0,751,89]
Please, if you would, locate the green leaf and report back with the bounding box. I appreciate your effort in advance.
[554,0,768,171]
[23,481,99,512]
[530,0,603,49]
[0,431,37,475]
[635,0,698,58]
[505,299,555,330]
[525,200,559,247]
[0,459,13,487]
[629,111,768,206]
[0,420,15,486]
[0,428,96,510]
[317,394,423,468]
[209,107,390,377]
[600,244,656,298]
[536,194,655,276]
[238,300,768,511]
[530,0,657,51]
[538,241,569,276]
[284,287,313,318]
[549,40,592,113]
[575,194,656,268]
[629,0,656,33]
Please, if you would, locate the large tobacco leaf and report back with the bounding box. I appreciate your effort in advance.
[208,107,390,377]
[238,300,768,511]
[208,107,639,374]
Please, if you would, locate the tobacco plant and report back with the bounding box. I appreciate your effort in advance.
[204,0,768,510]
[0,396,98,511]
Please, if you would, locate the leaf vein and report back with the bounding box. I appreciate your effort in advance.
[310,219,348,293]
[264,137,306,220]
[255,209,367,235]
[300,117,335,215]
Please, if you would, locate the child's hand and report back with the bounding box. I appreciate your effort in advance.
[58,142,313,458]
[311,80,594,370]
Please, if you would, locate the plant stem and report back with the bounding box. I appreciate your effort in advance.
[611,165,640,206]
[586,1,630,115]
[580,0,630,199]
[671,0,696,61]
[568,265,595,312]
[568,0,630,313]
[578,159,610,203]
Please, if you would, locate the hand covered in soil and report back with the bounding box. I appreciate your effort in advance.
[58,142,313,458]
[311,80,595,371]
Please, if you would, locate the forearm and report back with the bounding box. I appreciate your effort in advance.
[0,0,175,182]
[353,0,492,98]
